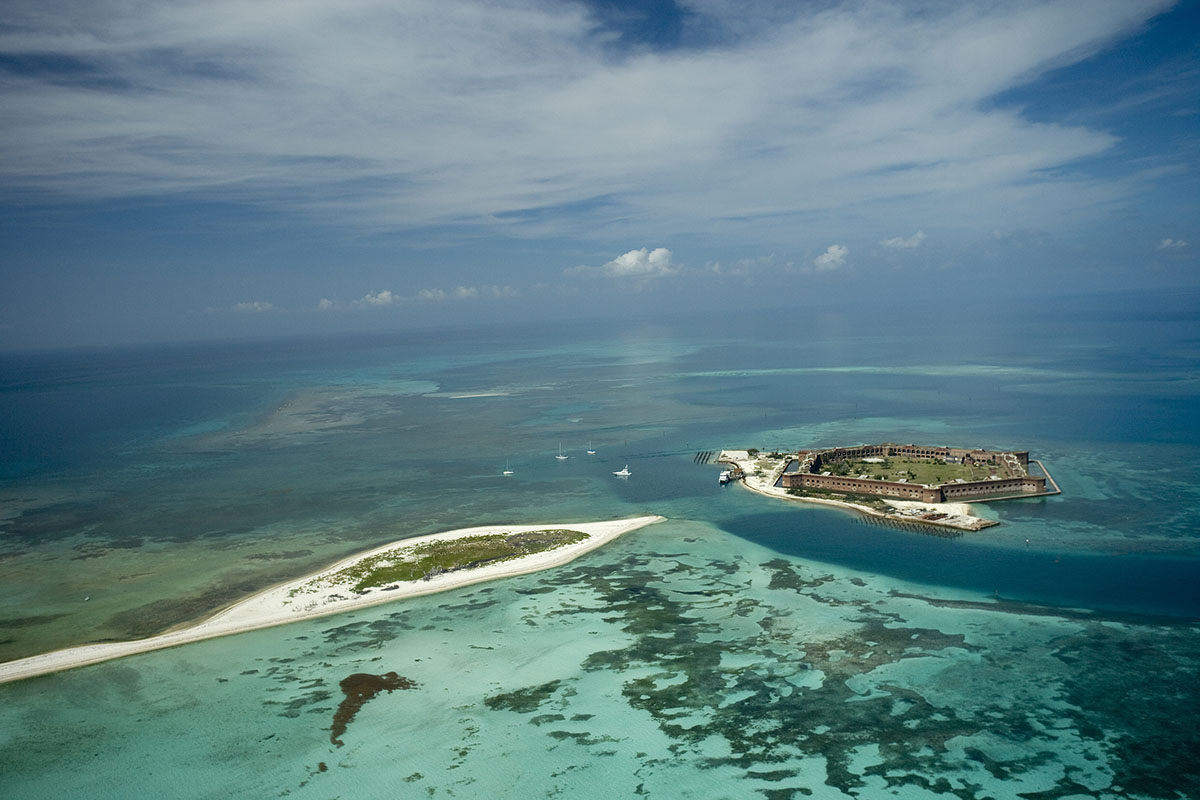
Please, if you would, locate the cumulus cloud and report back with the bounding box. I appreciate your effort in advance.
[608,247,674,277]
[416,288,446,302]
[813,244,848,271]
[359,290,396,306]
[233,301,274,313]
[880,231,927,249]
[1158,238,1188,249]
[569,247,676,280]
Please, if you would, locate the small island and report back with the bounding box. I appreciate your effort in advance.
[0,516,665,685]
[720,443,1059,532]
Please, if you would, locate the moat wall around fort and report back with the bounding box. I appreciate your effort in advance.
[779,443,1054,503]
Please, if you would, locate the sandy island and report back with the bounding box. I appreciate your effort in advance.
[0,515,665,685]
[719,450,996,532]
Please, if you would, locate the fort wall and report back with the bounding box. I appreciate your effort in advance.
[780,442,1048,503]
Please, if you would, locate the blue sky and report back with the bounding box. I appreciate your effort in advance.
[0,0,1196,349]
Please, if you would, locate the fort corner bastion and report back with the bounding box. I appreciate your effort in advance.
[780,443,1059,503]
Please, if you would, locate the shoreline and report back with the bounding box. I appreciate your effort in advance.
[0,515,665,685]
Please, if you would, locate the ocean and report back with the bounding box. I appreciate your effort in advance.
[1,289,1198,798]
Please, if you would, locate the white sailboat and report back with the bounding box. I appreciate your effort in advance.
[555,443,569,460]
[613,464,631,477]
[586,440,596,455]
[503,460,514,476]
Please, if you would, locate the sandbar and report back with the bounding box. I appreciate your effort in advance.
[0,515,665,685]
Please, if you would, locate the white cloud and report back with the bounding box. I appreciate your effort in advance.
[453,285,521,299]
[358,289,396,306]
[1158,238,1188,249]
[0,0,1173,244]
[233,301,274,313]
[813,244,848,271]
[481,285,519,298]
[607,247,675,277]
[880,230,927,249]
[569,247,676,279]
[706,253,794,276]
[319,284,518,310]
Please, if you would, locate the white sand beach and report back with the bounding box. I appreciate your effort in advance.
[0,515,664,685]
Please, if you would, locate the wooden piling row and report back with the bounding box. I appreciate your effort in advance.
[855,515,963,538]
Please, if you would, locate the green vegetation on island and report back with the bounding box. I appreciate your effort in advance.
[292,529,590,596]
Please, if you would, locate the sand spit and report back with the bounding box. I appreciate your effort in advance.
[0,516,665,685]
[719,450,995,531]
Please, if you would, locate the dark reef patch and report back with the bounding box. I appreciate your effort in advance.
[484,680,562,713]
[488,550,1176,798]
[1051,624,1200,798]
[0,613,68,628]
[244,549,313,561]
[330,671,416,747]
[103,579,275,638]
[761,558,832,591]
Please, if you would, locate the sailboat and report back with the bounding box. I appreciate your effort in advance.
[613,464,631,477]
[502,460,514,476]
[555,443,568,460]
[586,440,596,455]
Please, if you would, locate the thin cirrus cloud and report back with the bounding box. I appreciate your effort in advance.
[318,285,519,311]
[232,301,275,313]
[0,0,1178,245]
[1158,238,1188,250]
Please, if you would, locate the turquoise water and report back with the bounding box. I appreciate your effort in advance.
[1,291,1198,797]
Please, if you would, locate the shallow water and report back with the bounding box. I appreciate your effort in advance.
[2,522,1196,798]
[1,291,1198,797]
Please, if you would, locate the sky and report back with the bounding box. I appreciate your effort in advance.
[0,0,1197,349]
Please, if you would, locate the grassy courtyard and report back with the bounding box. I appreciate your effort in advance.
[819,456,1001,486]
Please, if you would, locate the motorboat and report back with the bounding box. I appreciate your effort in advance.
[613,464,631,477]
